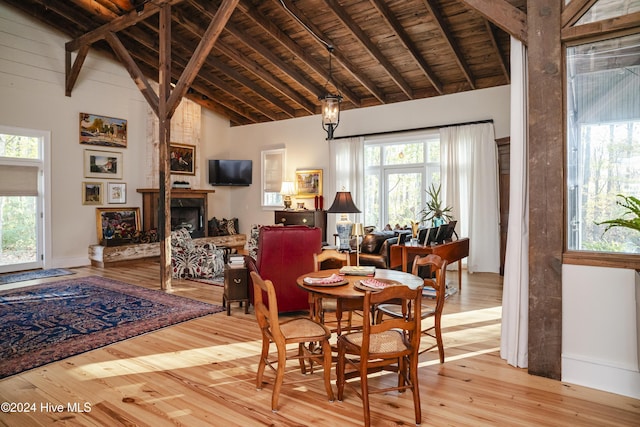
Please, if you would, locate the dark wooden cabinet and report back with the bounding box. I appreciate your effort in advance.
[223,266,248,316]
[274,210,327,243]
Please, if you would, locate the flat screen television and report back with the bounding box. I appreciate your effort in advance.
[208,159,252,186]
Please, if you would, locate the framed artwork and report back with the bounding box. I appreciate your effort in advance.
[170,143,195,175]
[82,182,103,205]
[96,207,140,241]
[295,169,323,198]
[107,182,126,204]
[84,149,123,179]
[79,113,127,148]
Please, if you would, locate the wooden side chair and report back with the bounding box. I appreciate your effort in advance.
[250,271,334,412]
[336,284,424,427]
[312,250,355,333]
[376,253,448,362]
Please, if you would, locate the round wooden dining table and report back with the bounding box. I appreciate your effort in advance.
[296,268,424,334]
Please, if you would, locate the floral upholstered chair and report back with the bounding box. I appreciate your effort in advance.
[170,228,226,279]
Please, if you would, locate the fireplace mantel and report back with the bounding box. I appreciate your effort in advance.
[137,188,215,237]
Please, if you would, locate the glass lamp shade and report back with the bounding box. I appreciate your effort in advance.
[321,95,341,126]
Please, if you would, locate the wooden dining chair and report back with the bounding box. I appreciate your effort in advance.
[376,253,448,362]
[312,250,355,333]
[336,283,423,427]
[250,271,335,412]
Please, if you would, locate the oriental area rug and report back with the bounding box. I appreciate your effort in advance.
[0,268,75,285]
[0,276,223,379]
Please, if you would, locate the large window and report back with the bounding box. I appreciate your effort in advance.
[364,131,440,230]
[566,32,640,253]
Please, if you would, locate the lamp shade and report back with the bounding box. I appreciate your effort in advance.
[280,181,295,196]
[327,191,360,214]
[351,222,364,237]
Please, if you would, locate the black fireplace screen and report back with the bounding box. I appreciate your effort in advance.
[170,198,205,238]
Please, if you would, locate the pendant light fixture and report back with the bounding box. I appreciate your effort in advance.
[319,46,342,140]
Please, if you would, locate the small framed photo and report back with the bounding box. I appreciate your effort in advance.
[170,143,195,175]
[84,149,123,179]
[295,169,323,198]
[96,207,140,242]
[82,182,103,205]
[107,182,126,204]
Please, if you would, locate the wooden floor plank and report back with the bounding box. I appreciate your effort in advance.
[0,263,638,426]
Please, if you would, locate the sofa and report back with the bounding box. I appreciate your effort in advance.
[355,230,407,269]
[246,225,322,313]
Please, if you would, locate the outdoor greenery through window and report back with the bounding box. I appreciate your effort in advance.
[0,131,42,269]
[364,132,440,230]
[566,32,640,253]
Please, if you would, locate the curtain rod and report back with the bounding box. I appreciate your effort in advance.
[331,119,494,141]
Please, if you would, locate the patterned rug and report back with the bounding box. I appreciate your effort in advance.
[185,276,224,287]
[0,268,75,285]
[0,275,223,379]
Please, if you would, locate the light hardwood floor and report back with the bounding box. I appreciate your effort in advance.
[0,263,638,426]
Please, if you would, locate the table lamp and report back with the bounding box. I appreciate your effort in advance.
[351,222,364,266]
[280,181,296,210]
[327,191,360,251]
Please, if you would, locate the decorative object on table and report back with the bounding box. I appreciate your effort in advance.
[107,182,126,204]
[327,191,360,251]
[279,181,295,209]
[295,169,322,198]
[172,180,191,189]
[319,46,342,140]
[297,202,306,210]
[82,181,103,205]
[169,142,195,175]
[352,222,365,266]
[410,220,420,244]
[96,207,140,244]
[84,149,123,179]
[595,194,640,233]
[79,112,127,148]
[420,183,453,227]
[0,275,222,379]
[339,265,375,276]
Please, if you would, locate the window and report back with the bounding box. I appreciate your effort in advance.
[261,148,285,208]
[364,131,440,230]
[0,127,44,272]
[566,32,640,254]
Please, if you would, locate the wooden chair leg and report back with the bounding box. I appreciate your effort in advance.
[410,356,422,425]
[360,364,371,427]
[271,345,287,412]
[256,335,269,390]
[336,346,345,401]
[321,339,335,402]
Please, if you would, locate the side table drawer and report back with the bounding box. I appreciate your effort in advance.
[223,266,248,315]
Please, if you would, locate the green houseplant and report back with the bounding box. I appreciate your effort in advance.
[419,183,454,226]
[596,194,640,234]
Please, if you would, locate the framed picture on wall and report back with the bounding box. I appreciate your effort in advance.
[84,149,123,179]
[79,113,127,148]
[107,182,126,204]
[96,207,140,242]
[295,169,322,198]
[170,143,195,175]
[82,182,103,205]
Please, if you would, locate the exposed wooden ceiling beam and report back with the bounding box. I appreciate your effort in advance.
[423,0,476,90]
[236,0,361,107]
[69,0,119,20]
[458,0,528,45]
[485,21,510,84]
[369,0,444,95]
[275,0,387,104]
[326,0,415,100]
[166,0,240,119]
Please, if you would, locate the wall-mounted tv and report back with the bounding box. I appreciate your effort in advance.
[208,159,252,186]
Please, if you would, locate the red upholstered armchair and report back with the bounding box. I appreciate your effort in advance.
[246,225,322,313]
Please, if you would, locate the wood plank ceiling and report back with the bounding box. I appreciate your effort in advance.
[1,0,526,127]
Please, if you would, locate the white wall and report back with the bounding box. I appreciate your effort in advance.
[223,85,511,234]
[562,265,640,398]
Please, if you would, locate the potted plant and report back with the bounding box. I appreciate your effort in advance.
[596,194,640,233]
[420,183,454,227]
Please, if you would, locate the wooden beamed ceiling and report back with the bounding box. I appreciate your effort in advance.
[2,0,527,127]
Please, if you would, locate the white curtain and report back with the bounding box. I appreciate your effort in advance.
[441,123,500,273]
[328,137,364,236]
[500,37,529,368]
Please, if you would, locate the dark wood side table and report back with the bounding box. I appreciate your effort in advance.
[223,265,249,315]
[274,210,327,243]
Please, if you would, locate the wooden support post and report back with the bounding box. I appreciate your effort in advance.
[527,0,563,380]
[159,4,172,291]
